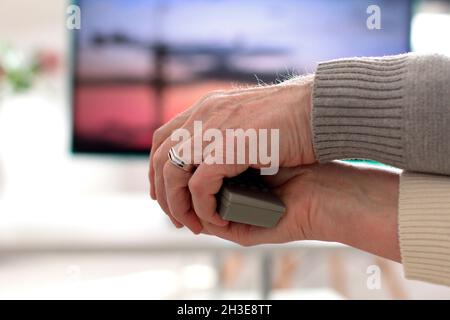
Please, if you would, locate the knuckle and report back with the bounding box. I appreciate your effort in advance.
[169,208,183,223]
[203,91,223,102]
[152,128,163,147]
[200,92,225,109]
[188,176,203,195]
[191,92,231,121]
[170,208,181,220]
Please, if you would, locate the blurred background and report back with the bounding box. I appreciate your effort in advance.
[0,0,449,299]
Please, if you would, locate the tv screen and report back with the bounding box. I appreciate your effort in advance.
[72,0,411,154]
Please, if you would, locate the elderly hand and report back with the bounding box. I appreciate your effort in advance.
[149,77,316,233]
[202,162,401,262]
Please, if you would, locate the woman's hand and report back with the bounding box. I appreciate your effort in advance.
[149,77,316,233]
[202,162,401,262]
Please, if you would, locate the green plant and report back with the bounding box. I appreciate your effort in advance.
[0,43,41,93]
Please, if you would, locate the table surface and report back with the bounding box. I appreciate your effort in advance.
[0,193,344,253]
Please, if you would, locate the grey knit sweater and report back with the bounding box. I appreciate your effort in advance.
[312,53,450,175]
[311,53,450,286]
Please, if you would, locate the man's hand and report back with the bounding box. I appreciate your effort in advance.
[149,77,316,233]
[202,162,401,262]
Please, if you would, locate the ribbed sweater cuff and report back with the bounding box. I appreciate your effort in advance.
[311,54,408,168]
[399,172,450,287]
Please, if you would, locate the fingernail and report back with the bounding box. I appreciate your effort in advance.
[192,226,203,235]
[218,220,229,227]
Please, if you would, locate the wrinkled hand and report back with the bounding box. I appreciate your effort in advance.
[202,162,401,262]
[149,78,316,233]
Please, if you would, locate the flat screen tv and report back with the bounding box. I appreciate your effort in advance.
[72,0,411,155]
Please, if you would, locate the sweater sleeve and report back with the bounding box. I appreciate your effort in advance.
[399,172,450,286]
[311,53,450,175]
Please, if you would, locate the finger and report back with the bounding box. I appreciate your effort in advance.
[149,90,227,200]
[202,222,254,246]
[163,161,202,234]
[200,229,212,235]
[201,222,272,246]
[155,162,184,229]
[154,148,171,216]
[189,159,247,227]
[153,131,194,227]
[149,109,193,200]
[184,133,251,226]
[203,213,292,246]
[150,89,262,200]
[168,214,184,229]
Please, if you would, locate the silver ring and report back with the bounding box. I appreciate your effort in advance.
[168,147,195,172]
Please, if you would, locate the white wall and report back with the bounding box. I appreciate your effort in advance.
[0,1,154,248]
[0,0,66,52]
[0,0,151,198]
